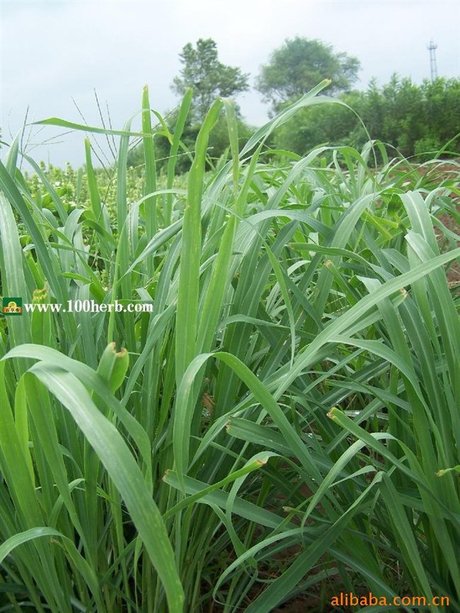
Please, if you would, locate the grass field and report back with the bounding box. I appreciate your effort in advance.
[0,85,459,612]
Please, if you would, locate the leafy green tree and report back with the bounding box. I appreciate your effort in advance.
[273,92,364,155]
[379,75,425,154]
[256,37,360,113]
[172,38,249,121]
[420,77,460,151]
[270,75,460,159]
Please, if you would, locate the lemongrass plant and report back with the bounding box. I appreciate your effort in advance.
[0,84,459,612]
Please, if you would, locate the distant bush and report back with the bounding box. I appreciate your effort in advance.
[273,76,460,159]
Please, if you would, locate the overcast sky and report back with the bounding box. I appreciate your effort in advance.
[1,0,459,167]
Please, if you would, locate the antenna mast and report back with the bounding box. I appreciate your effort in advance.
[427,40,438,81]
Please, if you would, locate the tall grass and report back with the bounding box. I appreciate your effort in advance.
[0,84,459,612]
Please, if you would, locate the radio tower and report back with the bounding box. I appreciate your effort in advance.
[427,40,438,81]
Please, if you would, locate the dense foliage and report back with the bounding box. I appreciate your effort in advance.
[255,37,360,112]
[172,38,249,122]
[0,86,459,612]
[271,76,460,159]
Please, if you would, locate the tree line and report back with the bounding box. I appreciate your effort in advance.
[128,37,460,170]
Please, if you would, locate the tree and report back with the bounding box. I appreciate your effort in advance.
[256,37,360,113]
[172,38,249,122]
[267,74,460,160]
[420,77,460,148]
